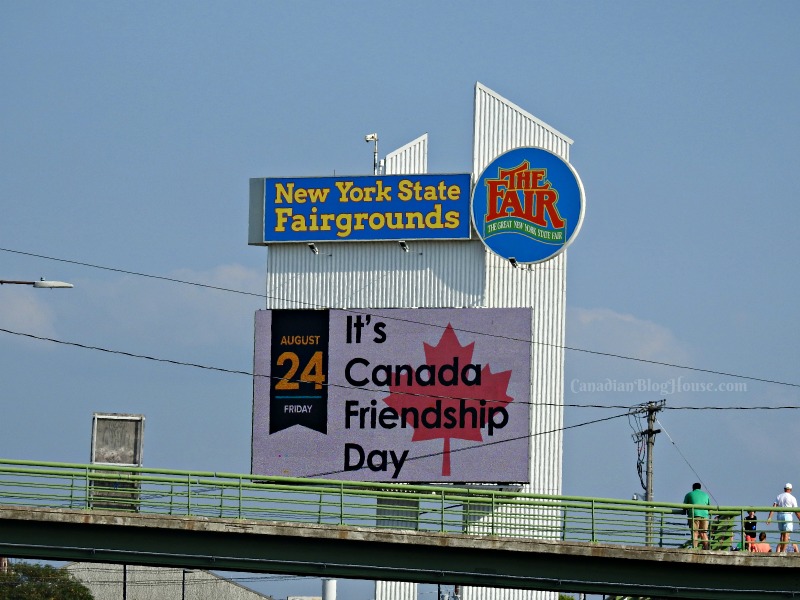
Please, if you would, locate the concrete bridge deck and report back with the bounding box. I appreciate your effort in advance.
[2,504,799,599]
[2,458,799,599]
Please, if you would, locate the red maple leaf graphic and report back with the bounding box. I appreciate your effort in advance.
[382,324,513,476]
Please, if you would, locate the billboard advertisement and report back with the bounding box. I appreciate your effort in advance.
[252,308,532,483]
[472,146,585,264]
[249,173,472,244]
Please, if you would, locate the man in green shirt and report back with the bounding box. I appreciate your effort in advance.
[684,482,711,549]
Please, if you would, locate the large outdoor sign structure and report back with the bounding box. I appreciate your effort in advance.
[248,85,584,490]
[251,84,579,600]
[249,148,584,264]
[252,308,532,483]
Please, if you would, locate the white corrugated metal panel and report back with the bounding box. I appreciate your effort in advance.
[473,82,572,170]
[384,133,428,175]
[460,83,567,600]
[376,496,420,530]
[371,135,429,600]
[375,580,418,600]
[473,82,569,494]
[463,587,555,600]
[265,240,486,310]
[481,251,566,496]
[479,250,566,496]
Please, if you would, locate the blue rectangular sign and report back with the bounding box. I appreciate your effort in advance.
[249,174,472,244]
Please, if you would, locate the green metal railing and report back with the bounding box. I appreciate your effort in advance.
[0,459,784,550]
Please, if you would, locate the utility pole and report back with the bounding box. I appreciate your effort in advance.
[645,400,664,503]
[631,399,665,545]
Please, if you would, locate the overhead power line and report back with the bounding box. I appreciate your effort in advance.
[0,325,775,484]
[1,247,798,390]
[305,412,630,478]
[1,325,798,413]
[0,327,250,376]
[0,326,631,478]
[0,247,264,297]
[0,327,793,481]
[656,417,717,505]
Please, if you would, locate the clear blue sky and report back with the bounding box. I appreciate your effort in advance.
[2,2,799,597]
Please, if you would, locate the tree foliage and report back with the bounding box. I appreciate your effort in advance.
[0,562,93,600]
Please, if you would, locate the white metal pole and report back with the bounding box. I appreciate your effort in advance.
[322,578,337,600]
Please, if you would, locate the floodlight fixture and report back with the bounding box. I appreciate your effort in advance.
[307,243,319,255]
[508,258,518,268]
[399,241,409,252]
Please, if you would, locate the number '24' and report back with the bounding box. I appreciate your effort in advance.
[275,351,325,390]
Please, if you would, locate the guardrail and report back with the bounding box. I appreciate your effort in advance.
[0,459,785,551]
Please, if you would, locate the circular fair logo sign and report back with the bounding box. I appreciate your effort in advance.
[471,147,585,264]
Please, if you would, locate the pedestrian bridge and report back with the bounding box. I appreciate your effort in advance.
[1,459,798,599]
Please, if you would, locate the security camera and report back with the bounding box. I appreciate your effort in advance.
[364,133,378,142]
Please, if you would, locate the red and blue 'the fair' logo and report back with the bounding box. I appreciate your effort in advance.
[471,147,585,264]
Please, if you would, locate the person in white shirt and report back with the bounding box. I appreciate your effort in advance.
[767,483,800,552]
